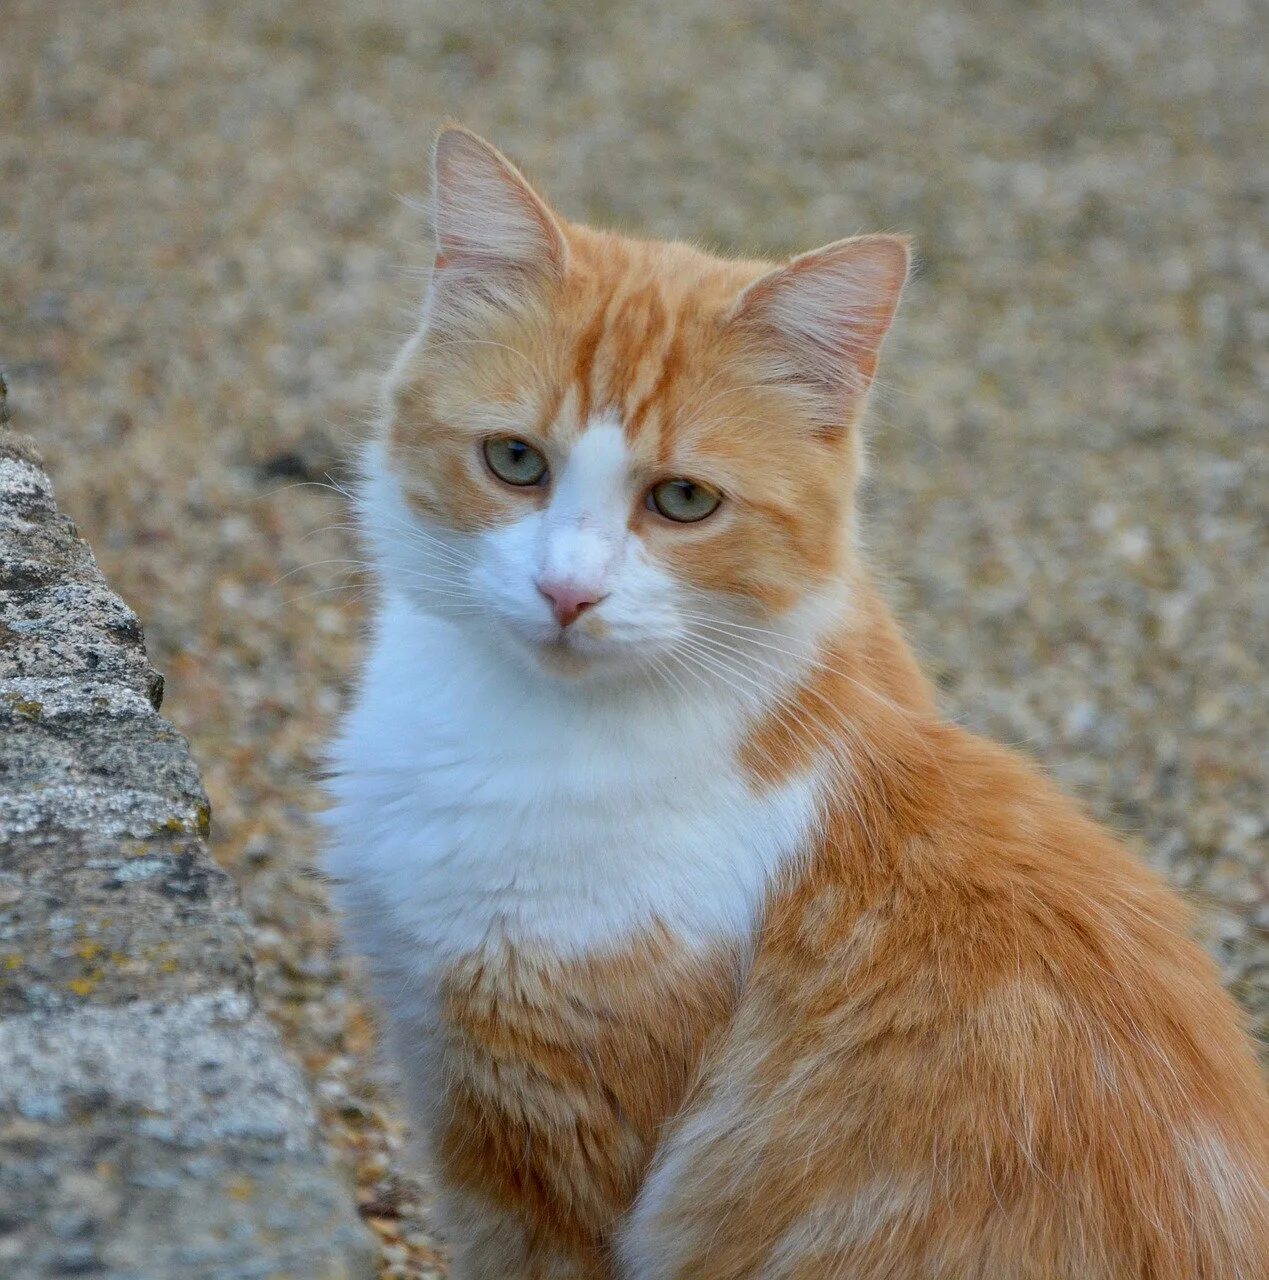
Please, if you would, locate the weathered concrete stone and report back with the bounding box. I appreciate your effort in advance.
[0,994,376,1279]
[0,824,253,1015]
[0,679,205,842]
[0,429,376,1278]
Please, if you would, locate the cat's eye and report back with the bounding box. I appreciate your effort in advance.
[648,477,723,523]
[484,436,548,487]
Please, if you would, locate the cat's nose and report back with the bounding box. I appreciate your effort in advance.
[536,579,607,628]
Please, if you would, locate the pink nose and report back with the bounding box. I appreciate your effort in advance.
[537,580,606,628]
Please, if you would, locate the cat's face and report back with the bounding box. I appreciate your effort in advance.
[367,129,907,682]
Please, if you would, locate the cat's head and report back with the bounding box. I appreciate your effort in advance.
[363,127,908,683]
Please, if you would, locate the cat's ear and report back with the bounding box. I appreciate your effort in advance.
[728,235,910,425]
[426,127,567,328]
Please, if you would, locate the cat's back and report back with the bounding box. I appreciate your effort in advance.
[625,719,1269,1279]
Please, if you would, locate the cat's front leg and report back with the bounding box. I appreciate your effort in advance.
[436,1187,532,1280]
[381,1009,611,1280]
[376,1032,557,1279]
[439,1187,605,1280]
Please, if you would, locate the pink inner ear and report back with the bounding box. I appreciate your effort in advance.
[732,235,910,411]
[431,128,568,278]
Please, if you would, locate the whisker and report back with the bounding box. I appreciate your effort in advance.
[679,611,929,723]
[272,557,379,586]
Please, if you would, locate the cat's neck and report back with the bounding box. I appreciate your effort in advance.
[827,577,937,716]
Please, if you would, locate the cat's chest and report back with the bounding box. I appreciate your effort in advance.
[327,674,820,968]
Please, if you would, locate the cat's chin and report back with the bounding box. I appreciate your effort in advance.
[532,637,604,679]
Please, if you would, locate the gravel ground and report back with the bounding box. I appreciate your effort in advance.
[3,1,1266,1273]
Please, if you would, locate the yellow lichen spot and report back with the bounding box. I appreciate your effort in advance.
[4,953,22,970]
[161,817,186,833]
[76,941,103,962]
[195,803,212,838]
[67,976,99,997]
[226,1176,255,1202]
[160,958,179,973]
[3,694,43,721]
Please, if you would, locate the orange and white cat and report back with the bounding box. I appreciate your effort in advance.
[325,128,1269,1279]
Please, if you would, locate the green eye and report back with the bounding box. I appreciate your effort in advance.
[648,477,723,523]
[484,437,548,487]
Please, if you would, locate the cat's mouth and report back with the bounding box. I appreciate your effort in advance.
[485,595,672,681]
[504,609,635,679]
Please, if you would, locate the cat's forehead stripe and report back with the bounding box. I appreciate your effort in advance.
[630,314,689,466]
[603,279,669,414]
[560,261,700,459]
[569,282,614,431]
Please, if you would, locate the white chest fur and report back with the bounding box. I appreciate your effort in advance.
[323,594,819,994]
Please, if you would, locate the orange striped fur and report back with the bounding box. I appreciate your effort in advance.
[337,129,1268,1279]
[438,933,739,1273]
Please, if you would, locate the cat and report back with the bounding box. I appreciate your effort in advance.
[324,127,1269,1279]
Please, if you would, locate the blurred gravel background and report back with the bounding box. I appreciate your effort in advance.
[3,1,1266,1273]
